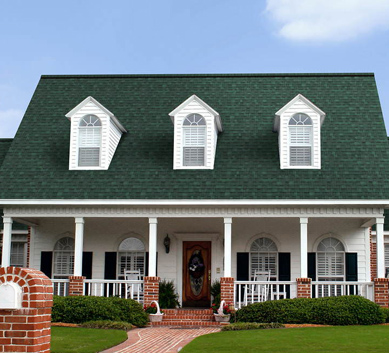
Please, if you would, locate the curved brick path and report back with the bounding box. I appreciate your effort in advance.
[101,327,221,353]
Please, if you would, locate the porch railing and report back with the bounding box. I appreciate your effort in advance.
[311,281,374,301]
[52,279,70,296]
[234,281,297,309]
[83,279,144,303]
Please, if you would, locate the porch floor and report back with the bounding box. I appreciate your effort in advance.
[101,327,221,353]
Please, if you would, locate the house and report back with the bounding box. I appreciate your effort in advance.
[0,73,389,308]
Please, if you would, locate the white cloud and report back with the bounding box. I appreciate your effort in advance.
[265,0,389,42]
[0,109,24,138]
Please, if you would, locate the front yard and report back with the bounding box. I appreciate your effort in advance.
[51,327,128,353]
[181,325,389,353]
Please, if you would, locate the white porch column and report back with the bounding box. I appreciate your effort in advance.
[148,218,158,277]
[376,217,385,278]
[1,217,13,268]
[224,217,232,277]
[300,217,308,278]
[74,217,84,277]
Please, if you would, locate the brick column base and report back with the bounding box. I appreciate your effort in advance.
[220,277,234,305]
[374,278,389,307]
[0,267,53,353]
[68,276,85,296]
[143,276,160,306]
[296,278,312,298]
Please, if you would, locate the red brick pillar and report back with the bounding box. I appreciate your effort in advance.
[220,277,234,305]
[0,267,53,353]
[68,276,85,296]
[374,278,389,307]
[143,276,160,306]
[297,278,311,298]
[370,236,377,281]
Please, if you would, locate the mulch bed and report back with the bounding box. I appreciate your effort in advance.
[51,322,80,327]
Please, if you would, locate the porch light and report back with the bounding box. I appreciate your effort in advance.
[164,234,171,254]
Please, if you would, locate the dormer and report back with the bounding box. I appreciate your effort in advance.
[169,95,223,169]
[65,96,126,170]
[273,94,325,169]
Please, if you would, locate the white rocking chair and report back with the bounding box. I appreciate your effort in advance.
[124,270,142,300]
[245,271,271,304]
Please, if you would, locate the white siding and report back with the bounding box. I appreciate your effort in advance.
[68,101,123,170]
[173,98,218,169]
[279,99,321,169]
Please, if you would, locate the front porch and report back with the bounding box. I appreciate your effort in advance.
[1,204,388,308]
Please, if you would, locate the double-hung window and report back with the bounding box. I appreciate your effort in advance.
[78,115,102,167]
[53,237,75,279]
[250,237,278,279]
[289,113,312,166]
[183,114,206,167]
[117,237,146,279]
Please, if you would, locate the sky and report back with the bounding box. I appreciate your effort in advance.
[1,0,389,137]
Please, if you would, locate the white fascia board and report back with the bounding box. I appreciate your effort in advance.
[273,94,326,132]
[1,199,389,206]
[169,94,223,132]
[65,96,127,133]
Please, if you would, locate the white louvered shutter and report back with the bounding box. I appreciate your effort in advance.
[78,127,101,166]
[183,127,205,166]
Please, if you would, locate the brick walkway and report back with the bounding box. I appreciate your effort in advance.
[102,327,221,353]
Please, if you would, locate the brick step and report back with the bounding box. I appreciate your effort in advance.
[163,314,213,319]
[163,316,214,322]
[150,320,226,327]
[163,309,213,315]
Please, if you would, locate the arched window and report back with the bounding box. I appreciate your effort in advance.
[183,114,206,166]
[250,237,278,279]
[117,237,146,279]
[78,114,102,167]
[53,237,74,279]
[289,113,312,166]
[317,237,345,281]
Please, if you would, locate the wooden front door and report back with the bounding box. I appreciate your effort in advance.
[183,241,211,307]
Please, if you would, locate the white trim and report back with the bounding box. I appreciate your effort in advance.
[66,96,127,133]
[245,232,281,253]
[0,199,389,206]
[312,232,349,253]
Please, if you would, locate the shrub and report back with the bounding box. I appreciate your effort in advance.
[52,296,148,327]
[159,280,180,308]
[381,307,389,323]
[235,296,385,326]
[222,322,284,331]
[81,320,132,331]
[210,280,221,307]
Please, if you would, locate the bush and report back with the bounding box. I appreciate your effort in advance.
[81,320,132,331]
[221,322,284,331]
[52,296,148,327]
[381,308,389,323]
[159,280,180,309]
[211,280,221,307]
[235,296,385,326]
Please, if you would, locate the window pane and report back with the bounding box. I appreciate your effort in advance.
[290,147,311,166]
[183,147,205,166]
[289,126,311,144]
[79,127,101,147]
[184,127,206,146]
[10,243,26,267]
[79,148,100,166]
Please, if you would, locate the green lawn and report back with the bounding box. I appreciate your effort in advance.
[181,326,389,353]
[51,327,128,353]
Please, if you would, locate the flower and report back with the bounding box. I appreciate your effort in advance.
[144,302,163,314]
[211,302,231,315]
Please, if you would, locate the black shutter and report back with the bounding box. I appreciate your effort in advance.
[278,253,291,298]
[145,252,149,276]
[308,252,316,298]
[308,253,316,280]
[104,252,117,279]
[237,253,250,280]
[40,251,53,278]
[82,252,93,279]
[346,253,358,281]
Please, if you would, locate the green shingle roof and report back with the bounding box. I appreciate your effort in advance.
[0,73,388,200]
[0,139,13,167]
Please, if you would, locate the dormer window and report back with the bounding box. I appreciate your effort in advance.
[183,114,206,166]
[169,95,223,170]
[78,115,102,167]
[273,94,325,169]
[289,113,312,166]
[66,96,127,170]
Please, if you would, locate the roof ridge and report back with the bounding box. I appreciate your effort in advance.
[40,72,374,79]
